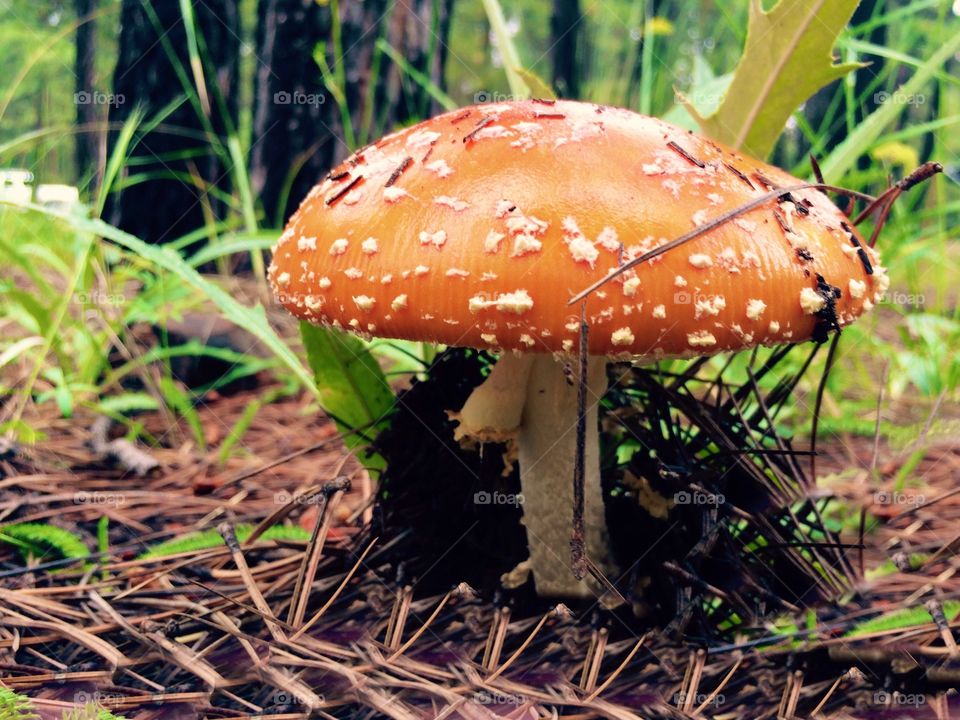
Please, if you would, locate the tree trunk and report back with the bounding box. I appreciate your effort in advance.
[377,0,455,126]
[550,0,581,98]
[106,0,239,243]
[251,0,454,225]
[802,0,886,171]
[74,0,100,191]
[250,0,336,227]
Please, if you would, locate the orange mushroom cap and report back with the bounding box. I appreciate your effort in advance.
[268,100,887,358]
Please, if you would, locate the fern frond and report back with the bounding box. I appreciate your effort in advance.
[139,523,310,559]
[0,688,38,720]
[847,600,960,637]
[62,703,127,720]
[0,523,89,565]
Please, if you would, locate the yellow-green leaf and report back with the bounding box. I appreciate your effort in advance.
[515,68,557,101]
[688,0,863,159]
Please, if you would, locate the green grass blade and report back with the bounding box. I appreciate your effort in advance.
[186,233,278,267]
[376,40,458,111]
[480,0,530,99]
[821,30,960,180]
[97,110,143,218]
[178,0,212,116]
[226,136,265,287]
[13,204,320,401]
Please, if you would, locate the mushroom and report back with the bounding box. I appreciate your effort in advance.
[268,100,887,598]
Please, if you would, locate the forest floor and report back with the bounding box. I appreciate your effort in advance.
[2,384,960,718]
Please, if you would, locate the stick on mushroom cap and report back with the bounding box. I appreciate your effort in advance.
[269,100,886,358]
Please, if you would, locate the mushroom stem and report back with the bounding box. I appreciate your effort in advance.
[517,354,614,597]
[455,352,616,597]
[453,353,534,443]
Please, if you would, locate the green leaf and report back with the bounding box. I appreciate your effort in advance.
[688,0,862,158]
[300,323,394,469]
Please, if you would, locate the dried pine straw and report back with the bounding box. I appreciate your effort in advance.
[1,347,959,718]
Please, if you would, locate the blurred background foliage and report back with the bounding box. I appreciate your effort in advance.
[0,0,957,457]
